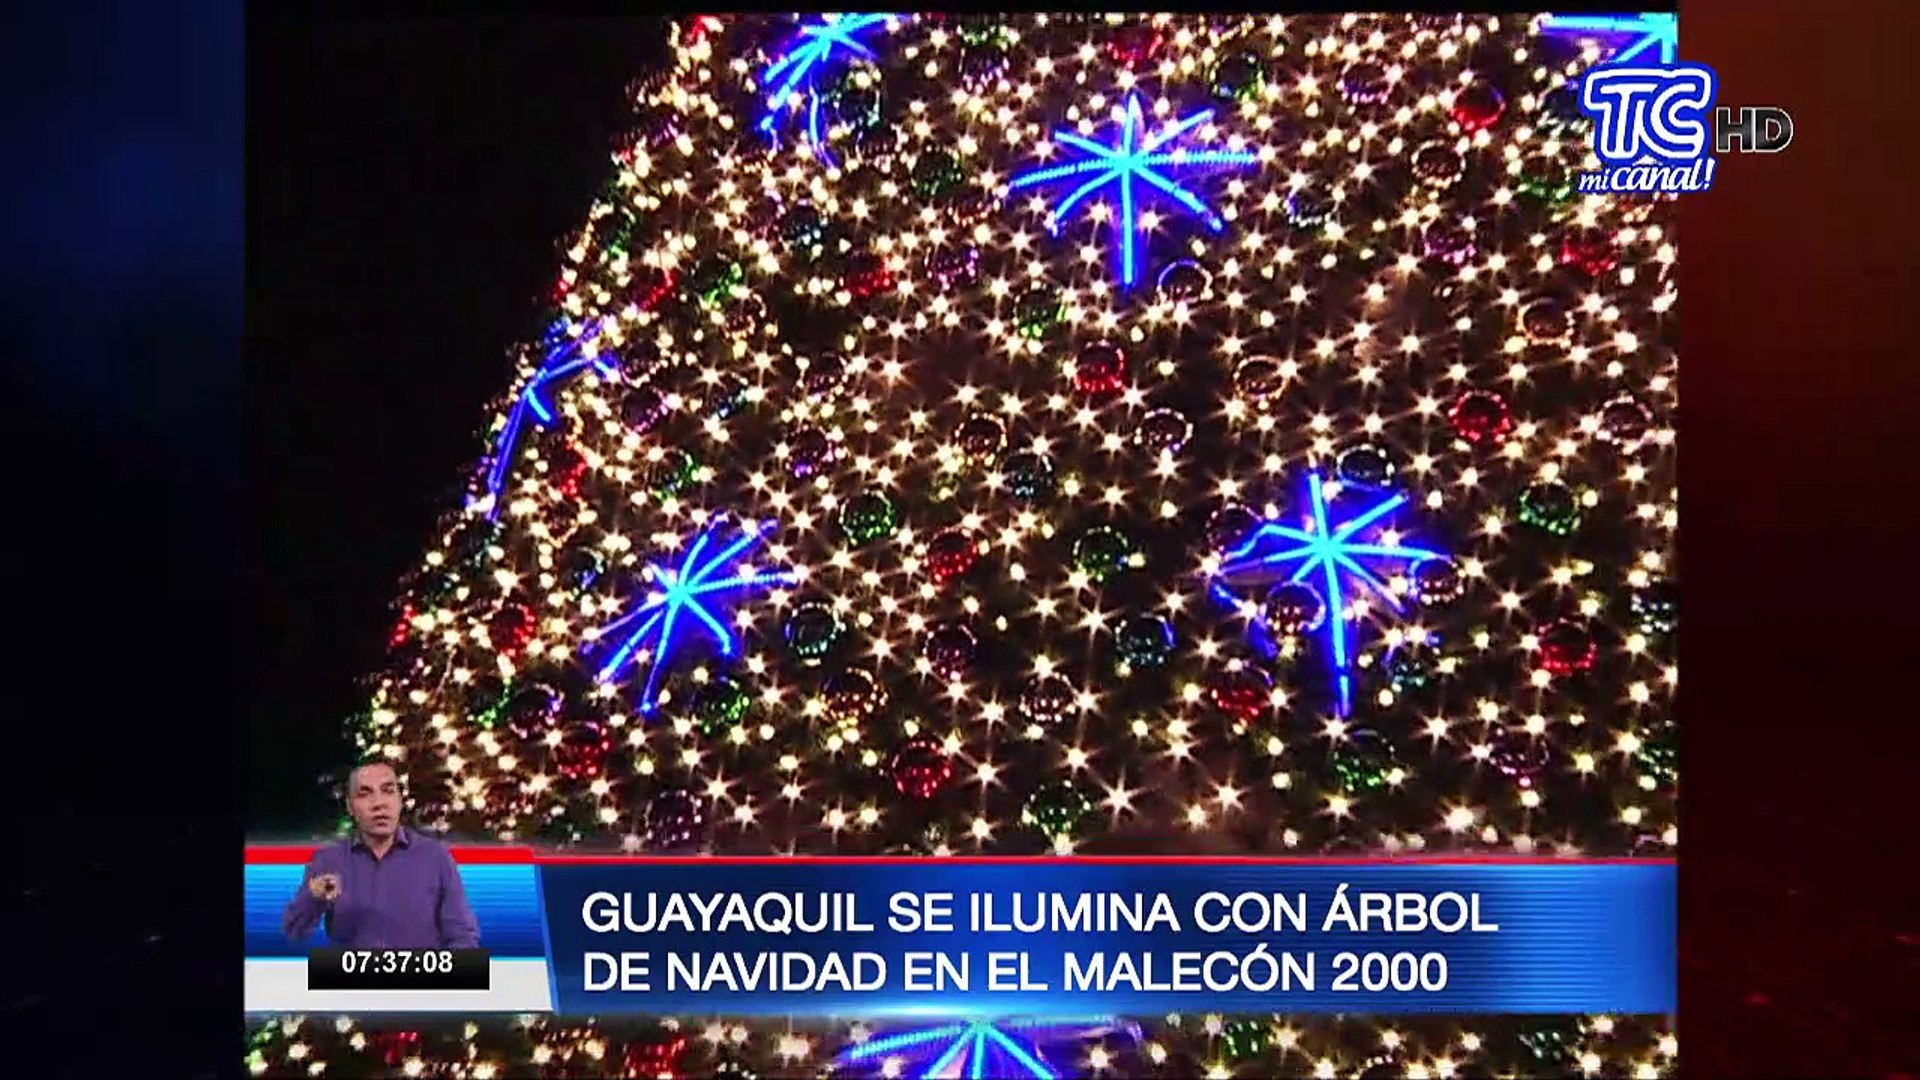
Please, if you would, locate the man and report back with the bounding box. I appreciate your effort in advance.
[282,758,479,948]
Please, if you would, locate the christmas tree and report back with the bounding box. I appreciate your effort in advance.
[255,13,1677,1077]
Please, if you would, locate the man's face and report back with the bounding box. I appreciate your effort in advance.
[349,764,401,840]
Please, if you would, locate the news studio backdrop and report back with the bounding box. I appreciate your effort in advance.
[248,11,1685,1078]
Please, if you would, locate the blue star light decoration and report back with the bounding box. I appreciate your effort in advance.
[835,1018,1138,1080]
[1209,472,1448,717]
[481,318,615,522]
[757,13,899,162]
[1540,12,1678,65]
[1008,91,1260,289]
[587,515,798,716]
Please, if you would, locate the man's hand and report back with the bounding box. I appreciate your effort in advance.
[309,872,342,902]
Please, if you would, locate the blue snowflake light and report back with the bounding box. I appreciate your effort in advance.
[1008,91,1260,289]
[835,1018,1136,1080]
[1539,12,1678,65]
[1210,472,1447,716]
[482,319,615,522]
[757,13,899,159]
[588,515,798,716]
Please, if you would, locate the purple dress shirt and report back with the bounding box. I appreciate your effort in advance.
[281,827,480,948]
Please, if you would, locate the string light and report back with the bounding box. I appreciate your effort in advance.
[1537,13,1680,66]
[835,1018,1135,1080]
[757,13,904,162]
[245,1014,1674,1077]
[1009,91,1261,289]
[588,515,800,715]
[1209,471,1448,716]
[482,318,611,521]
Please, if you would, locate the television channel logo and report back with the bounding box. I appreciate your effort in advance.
[1576,63,1793,194]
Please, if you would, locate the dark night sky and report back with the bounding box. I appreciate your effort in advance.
[248,14,670,831]
[4,12,679,1072]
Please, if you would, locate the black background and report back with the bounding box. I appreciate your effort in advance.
[6,3,243,1076]
[3,8,667,1076]
[248,14,669,832]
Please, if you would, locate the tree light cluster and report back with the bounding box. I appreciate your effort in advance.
[245,1012,1677,1078]
[307,12,1677,1077]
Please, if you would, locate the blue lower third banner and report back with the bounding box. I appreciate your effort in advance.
[243,849,1673,1016]
[540,858,1673,1016]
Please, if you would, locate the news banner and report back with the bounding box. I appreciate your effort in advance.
[245,848,1672,1016]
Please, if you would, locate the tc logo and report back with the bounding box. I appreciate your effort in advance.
[1579,65,1717,166]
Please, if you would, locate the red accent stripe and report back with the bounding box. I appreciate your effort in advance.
[528,854,1673,867]
[244,846,1671,868]
[244,845,535,865]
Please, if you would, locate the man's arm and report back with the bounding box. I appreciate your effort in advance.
[436,848,480,948]
[282,857,334,942]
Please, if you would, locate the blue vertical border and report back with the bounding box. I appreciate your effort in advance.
[535,861,562,1011]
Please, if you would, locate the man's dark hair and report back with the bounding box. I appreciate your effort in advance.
[345,756,403,792]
